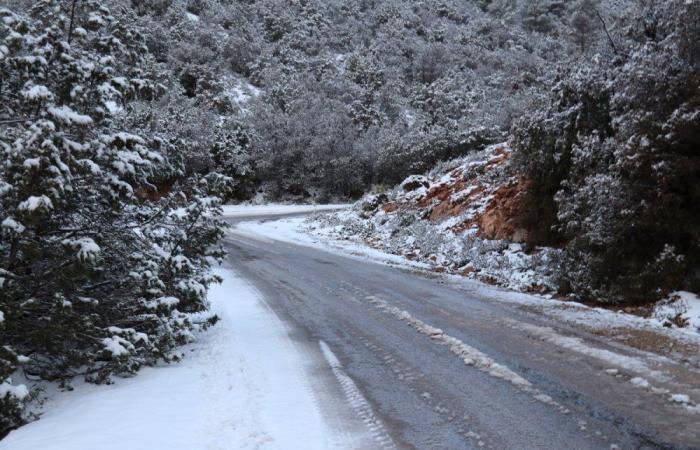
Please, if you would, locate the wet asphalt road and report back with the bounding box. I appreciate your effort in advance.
[224,214,700,450]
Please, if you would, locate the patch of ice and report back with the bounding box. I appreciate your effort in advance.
[513,322,667,383]
[365,295,565,411]
[630,377,650,388]
[669,394,690,404]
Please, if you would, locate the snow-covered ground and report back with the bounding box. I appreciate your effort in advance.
[222,203,348,217]
[654,291,700,331]
[233,216,431,270]
[0,266,373,450]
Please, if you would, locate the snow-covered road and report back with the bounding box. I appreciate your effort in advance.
[0,263,380,450]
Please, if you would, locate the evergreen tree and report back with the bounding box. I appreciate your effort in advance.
[0,1,226,435]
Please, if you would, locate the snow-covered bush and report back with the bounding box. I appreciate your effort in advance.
[513,1,700,304]
[0,2,226,435]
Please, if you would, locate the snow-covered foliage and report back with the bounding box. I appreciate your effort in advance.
[512,0,700,304]
[115,0,642,200]
[0,1,226,436]
[654,292,700,333]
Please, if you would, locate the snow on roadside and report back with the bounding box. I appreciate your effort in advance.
[654,291,700,332]
[233,216,431,270]
[231,215,700,352]
[0,267,366,450]
[222,203,348,217]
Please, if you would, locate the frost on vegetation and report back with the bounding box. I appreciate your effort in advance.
[21,84,52,101]
[62,237,101,262]
[1,217,25,234]
[102,336,134,357]
[144,296,180,309]
[0,380,29,402]
[47,106,93,125]
[17,195,53,213]
[0,2,228,437]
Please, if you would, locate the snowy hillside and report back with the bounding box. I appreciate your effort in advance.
[306,142,700,334]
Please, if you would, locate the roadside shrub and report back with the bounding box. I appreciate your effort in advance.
[513,1,700,304]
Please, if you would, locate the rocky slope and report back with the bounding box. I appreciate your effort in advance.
[310,144,562,293]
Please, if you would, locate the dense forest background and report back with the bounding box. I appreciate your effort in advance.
[6,0,659,200]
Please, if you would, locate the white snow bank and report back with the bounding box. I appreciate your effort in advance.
[654,291,700,331]
[222,203,348,217]
[0,267,366,450]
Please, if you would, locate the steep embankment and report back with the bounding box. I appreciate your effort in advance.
[312,144,560,292]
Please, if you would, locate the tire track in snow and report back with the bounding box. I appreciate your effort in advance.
[319,341,397,450]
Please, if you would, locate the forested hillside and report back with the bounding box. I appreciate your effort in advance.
[9,0,648,200]
[1,0,698,439]
[148,0,645,200]
[314,0,700,309]
[8,0,685,200]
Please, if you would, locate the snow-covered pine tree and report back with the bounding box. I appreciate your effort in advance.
[210,119,256,200]
[0,1,226,435]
